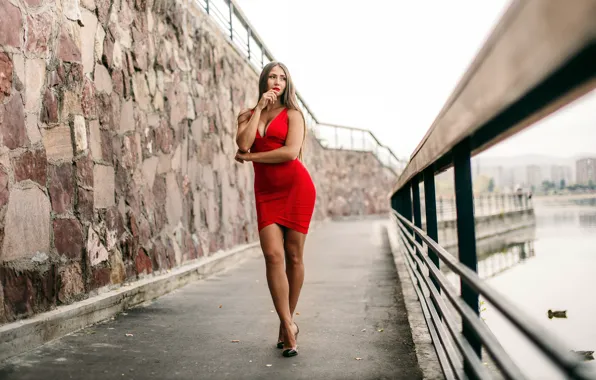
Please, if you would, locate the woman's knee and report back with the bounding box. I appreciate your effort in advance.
[263,249,284,266]
[284,243,303,265]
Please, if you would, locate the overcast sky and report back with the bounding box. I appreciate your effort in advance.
[233,0,596,160]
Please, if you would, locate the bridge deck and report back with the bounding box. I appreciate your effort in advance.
[0,220,427,380]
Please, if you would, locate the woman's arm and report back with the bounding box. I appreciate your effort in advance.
[236,90,279,152]
[235,108,260,152]
[237,109,304,164]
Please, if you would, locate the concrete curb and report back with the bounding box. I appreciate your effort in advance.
[0,241,262,363]
[384,222,445,380]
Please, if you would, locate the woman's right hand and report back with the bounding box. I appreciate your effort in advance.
[256,90,277,111]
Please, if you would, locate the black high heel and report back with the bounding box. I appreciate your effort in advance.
[282,323,299,357]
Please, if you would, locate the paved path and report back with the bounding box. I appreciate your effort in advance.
[0,219,424,380]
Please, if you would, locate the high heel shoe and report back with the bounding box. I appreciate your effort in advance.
[282,323,299,357]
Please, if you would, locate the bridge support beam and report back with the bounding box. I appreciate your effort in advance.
[453,139,481,376]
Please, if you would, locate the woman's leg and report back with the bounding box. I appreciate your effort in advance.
[259,224,295,346]
[283,228,307,346]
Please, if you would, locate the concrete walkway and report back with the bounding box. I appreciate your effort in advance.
[0,219,424,380]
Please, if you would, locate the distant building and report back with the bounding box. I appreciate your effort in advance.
[551,165,572,186]
[526,165,542,189]
[576,157,596,185]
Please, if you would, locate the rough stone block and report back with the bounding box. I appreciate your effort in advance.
[0,0,23,48]
[81,0,95,10]
[53,218,84,260]
[63,0,83,22]
[0,95,28,150]
[89,120,102,160]
[80,8,98,74]
[141,156,158,189]
[165,172,182,226]
[57,262,85,304]
[94,64,112,94]
[0,52,12,102]
[75,153,93,187]
[60,90,83,121]
[132,72,151,111]
[76,186,94,223]
[26,114,42,145]
[89,265,111,290]
[58,20,82,63]
[0,167,9,208]
[43,125,73,161]
[93,164,115,208]
[0,264,56,321]
[135,248,152,275]
[109,249,125,284]
[0,187,51,262]
[73,115,88,153]
[95,24,105,63]
[120,99,134,133]
[12,149,47,186]
[81,77,97,118]
[41,89,59,124]
[48,163,75,214]
[26,11,53,55]
[111,69,124,97]
[101,129,113,162]
[87,227,108,266]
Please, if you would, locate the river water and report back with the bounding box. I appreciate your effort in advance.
[480,197,596,379]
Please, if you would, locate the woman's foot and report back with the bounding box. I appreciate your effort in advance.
[276,324,284,349]
[282,322,299,357]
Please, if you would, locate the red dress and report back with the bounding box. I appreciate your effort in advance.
[250,108,316,234]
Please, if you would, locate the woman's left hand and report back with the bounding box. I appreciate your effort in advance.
[235,149,250,163]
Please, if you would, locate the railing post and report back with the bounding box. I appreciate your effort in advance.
[228,1,234,40]
[247,29,251,60]
[423,167,440,292]
[361,131,365,151]
[402,183,413,239]
[412,178,423,248]
[453,139,481,375]
[334,127,338,148]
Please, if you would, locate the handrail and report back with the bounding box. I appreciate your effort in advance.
[391,0,596,192]
[190,0,404,173]
[393,210,593,380]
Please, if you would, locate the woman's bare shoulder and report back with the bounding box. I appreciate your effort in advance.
[287,108,305,122]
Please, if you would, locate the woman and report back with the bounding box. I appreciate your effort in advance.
[235,62,316,358]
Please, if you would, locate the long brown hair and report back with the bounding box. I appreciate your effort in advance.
[256,62,306,160]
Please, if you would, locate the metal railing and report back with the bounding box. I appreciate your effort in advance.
[425,192,533,223]
[191,0,406,174]
[390,0,596,378]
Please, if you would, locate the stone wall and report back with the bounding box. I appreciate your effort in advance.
[0,0,395,325]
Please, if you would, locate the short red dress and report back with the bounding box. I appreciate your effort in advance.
[250,108,316,234]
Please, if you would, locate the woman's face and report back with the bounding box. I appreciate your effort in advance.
[267,65,287,97]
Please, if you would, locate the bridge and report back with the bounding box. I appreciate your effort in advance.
[0,0,595,379]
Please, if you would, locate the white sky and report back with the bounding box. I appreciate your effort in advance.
[234,0,596,160]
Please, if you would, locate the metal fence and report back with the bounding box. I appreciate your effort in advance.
[424,192,533,223]
[390,0,596,378]
[191,0,406,174]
